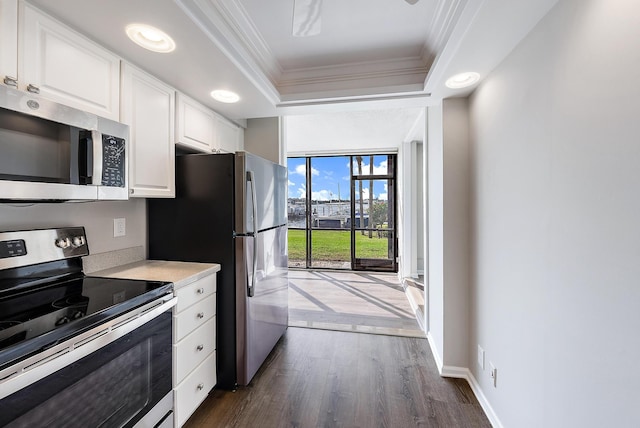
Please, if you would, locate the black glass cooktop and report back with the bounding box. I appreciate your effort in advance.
[0,274,172,370]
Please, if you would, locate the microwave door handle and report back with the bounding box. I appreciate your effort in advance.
[78,131,93,184]
[91,130,103,185]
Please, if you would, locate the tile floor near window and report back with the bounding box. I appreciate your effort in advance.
[288,269,424,337]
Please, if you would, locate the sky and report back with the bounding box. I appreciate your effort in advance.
[287,155,390,201]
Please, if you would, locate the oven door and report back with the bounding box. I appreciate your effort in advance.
[0,297,176,428]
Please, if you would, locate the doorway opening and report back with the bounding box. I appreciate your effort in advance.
[287,154,397,272]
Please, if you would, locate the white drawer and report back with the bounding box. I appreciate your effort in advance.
[175,351,216,428]
[175,274,216,313]
[174,317,216,384]
[174,293,215,342]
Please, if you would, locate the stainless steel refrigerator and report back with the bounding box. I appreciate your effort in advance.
[148,151,288,389]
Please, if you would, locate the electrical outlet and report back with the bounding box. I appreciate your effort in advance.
[489,362,497,387]
[113,218,126,237]
[477,345,485,370]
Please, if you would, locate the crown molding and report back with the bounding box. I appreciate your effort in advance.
[212,0,283,81]
[278,56,429,95]
[178,0,474,105]
[423,0,486,93]
[175,0,281,103]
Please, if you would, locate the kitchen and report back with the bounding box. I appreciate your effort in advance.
[2,0,636,427]
[0,0,289,424]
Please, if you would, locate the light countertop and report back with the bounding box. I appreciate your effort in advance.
[89,260,221,289]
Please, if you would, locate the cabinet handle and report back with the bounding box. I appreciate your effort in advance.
[197,344,204,352]
[197,288,204,294]
[3,76,17,87]
[27,84,40,94]
[197,383,204,391]
[197,312,205,319]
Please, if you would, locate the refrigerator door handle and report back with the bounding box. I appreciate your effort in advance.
[247,171,258,297]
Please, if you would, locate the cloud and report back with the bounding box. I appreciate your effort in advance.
[291,164,318,177]
[311,190,332,201]
[351,159,388,175]
[288,180,295,186]
[378,183,388,200]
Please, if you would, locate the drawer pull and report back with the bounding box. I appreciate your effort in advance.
[3,76,17,87]
[197,312,205,319]
[197,383,204,391]
[197,288,204,294]
[197,344,204,352]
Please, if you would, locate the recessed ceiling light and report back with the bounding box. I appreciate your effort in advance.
[445,72,480,89]
[210,89,240,103]
[126,24,175,53]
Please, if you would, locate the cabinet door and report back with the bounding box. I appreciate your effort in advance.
[215,116,242,153]
[19,2,120,120]
[176,92,214,153]
[121,63,175,198]
[0,0,17,87]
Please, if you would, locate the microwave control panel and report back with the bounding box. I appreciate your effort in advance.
[0,239,26,259]
[101,135,126,187]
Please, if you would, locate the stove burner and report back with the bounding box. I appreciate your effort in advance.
[52,295,89,309]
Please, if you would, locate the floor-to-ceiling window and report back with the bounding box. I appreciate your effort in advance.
[287,154,397,272]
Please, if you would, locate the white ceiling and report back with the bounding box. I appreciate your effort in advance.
[29,0,560,126]
[239,0,436,70]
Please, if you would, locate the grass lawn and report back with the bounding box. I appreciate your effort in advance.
[288,229,391,261]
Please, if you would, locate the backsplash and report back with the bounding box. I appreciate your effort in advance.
[0,199,146,255]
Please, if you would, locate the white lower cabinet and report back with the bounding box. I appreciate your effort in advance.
[175,351,217,427]
[173,273,217,427]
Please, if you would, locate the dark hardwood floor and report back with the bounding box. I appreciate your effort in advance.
[185,327,490,428]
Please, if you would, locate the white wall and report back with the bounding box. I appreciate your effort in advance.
[442,98,470,369]
[468,0,640,426]
[0,199,146,255]
[399,139,425,280]
[426,98,472,372]
[244,117,283,165]
[285,109,422,156]
[415,141,424,275]
[426,102,444,367]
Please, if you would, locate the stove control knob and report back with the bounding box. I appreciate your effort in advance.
[55,238,71,249]
[72,236,85,247]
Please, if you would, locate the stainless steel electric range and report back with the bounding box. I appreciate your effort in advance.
[0,227,177,428]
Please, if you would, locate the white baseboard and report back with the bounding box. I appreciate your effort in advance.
[440,365,469,378]
[440,365,504,428]
[426,332,443,373]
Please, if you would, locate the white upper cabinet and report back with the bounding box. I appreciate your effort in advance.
[215,115,243,154]
[121,63,175,198]
[0,0,17,85]
[18,2,120,120]
[176,92,215,153]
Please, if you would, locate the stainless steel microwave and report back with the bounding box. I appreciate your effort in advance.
[0,85,129,202]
